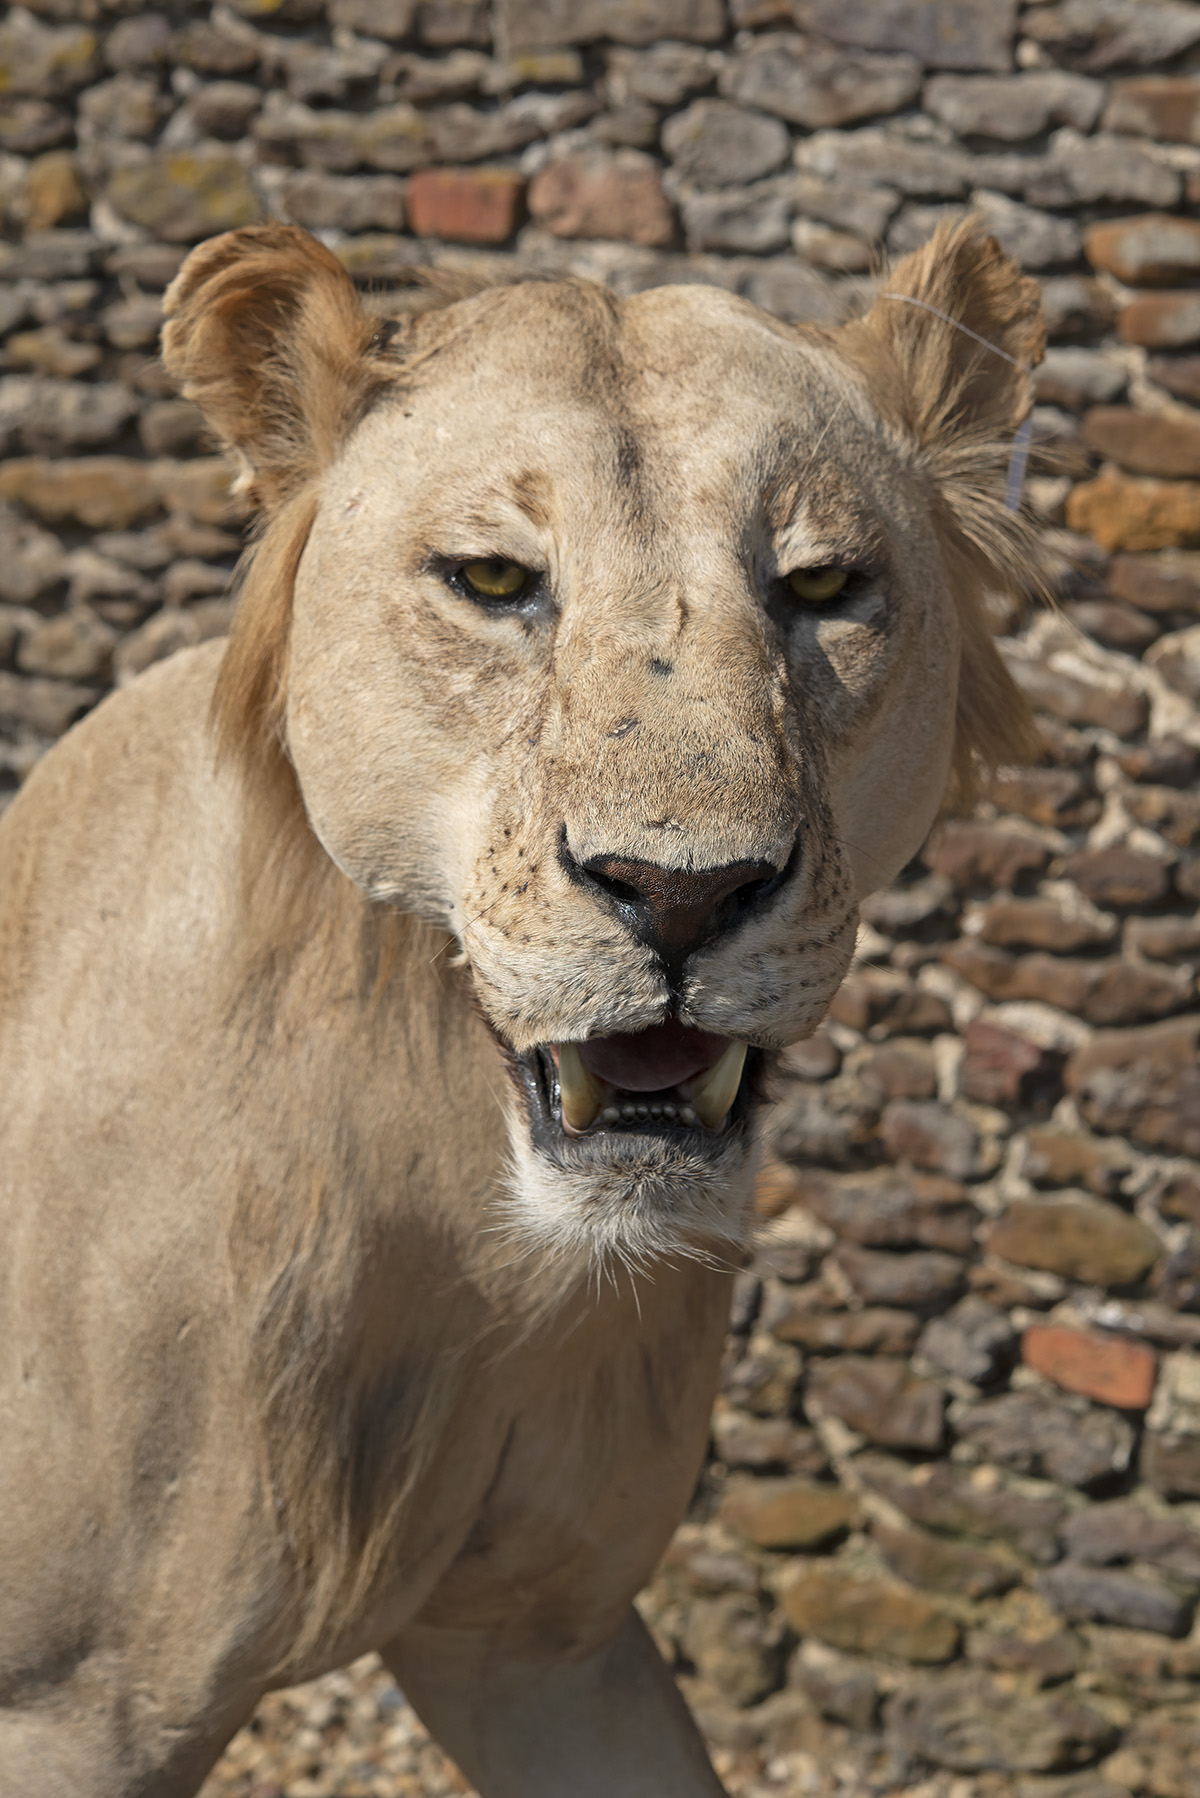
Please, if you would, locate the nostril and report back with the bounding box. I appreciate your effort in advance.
[584,867,642,910]
[713,869,782,934]
[738,865,788,908]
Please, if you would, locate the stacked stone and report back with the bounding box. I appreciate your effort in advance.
[1,1,1199,1794]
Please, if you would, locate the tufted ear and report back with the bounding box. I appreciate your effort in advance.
[856,216,1044,454]
[839,218,1046,803]
[162,223,388,512]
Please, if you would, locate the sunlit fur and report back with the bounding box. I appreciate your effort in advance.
[0,219,1044,1797]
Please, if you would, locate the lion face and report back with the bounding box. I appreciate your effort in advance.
[163,224,1041,1262]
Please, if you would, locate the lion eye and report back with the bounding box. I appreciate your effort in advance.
[460,558,529,600]
[786,566,849,605]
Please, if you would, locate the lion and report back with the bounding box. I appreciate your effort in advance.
[0,218,1040,1796]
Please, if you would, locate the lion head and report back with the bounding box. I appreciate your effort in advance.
[162,220,1041,1265]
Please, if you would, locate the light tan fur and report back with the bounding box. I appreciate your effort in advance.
[0,220,1040,1796]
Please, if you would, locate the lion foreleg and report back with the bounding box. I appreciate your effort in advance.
[382,1607,728,1797]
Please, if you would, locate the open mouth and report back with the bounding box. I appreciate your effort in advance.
[510,1019,760,1157]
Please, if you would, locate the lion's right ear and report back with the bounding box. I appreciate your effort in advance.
[162,224,387,511]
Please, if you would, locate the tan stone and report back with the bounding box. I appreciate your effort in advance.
[1148,353,1200,407]
[1115,736,1200,782]
[791,0,1016,72]
[873,1521,1019,1599]
[0,668,97,737]
[988,1196,1163,1288]
[153,458,246,527]
[1108,548,1200,614]
[990,766,1099,828]
[855,1040,937,1101]
[107,149,264,243]
[960,1019,1057,1108]
[860,1457,1065,1561]
[779,1563,960,1663]
[1124,782,1200,848]
[0,457,159,531]
[765,1300,920,1355]
[1022,1125,1134,1198]
[946,939,1090,1011]
[497,0,726,50]
[1066,1016,1200,1157]
[1146,622,1200,705]
[1082,406,1200,480]
[1066,469,1200,553]
[1063,845,1172,908]
[16,608,113,682]
[805,1354,945,1451]
[718,1476,857,1549]
[1066,1014,1200,1086]
[720,32,922,131]
[783,1166,976,1253]
[1118,291,1200,351]
[965,892,1117,954]
[1126,914,1200,962]
[1086,212,1200,285]
[833,1243,964,1310]
[6,327,101,379]
[923,818,1051,890]
[0,13,98,100]
[528,147,673,245]
[1102,77,1200,147]
[25,150,85,232]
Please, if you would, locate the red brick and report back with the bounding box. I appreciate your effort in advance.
[1023,1325,1157,1410]
[407,167,525,244]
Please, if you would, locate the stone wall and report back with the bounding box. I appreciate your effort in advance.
[1,1,1199,1794]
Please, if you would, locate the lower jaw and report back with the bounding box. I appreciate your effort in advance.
[509,1043,764,1169]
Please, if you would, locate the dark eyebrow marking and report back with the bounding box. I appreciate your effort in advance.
[511,468,551,530]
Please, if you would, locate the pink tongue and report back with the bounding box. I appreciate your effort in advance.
[576,1021,731,1093]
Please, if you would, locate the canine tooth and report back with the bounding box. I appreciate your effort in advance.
[682,1042,748,1130]
[557,1043,608,1134]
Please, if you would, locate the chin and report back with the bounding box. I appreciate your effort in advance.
[494,1022,768,1271]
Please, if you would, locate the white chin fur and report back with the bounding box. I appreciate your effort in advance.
[499,1119,761,1275]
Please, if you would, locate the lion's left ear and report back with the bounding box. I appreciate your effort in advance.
[850,217,1044,456]
[838,219,1046,804]
[162,223,387,511]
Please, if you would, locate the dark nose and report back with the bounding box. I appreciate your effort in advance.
[568,849,785,962]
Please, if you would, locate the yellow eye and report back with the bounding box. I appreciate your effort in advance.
[787,566,849,605]
[460,559,529,599]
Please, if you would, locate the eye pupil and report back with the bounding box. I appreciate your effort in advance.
[787,565,848,605]
[461,559,528,599]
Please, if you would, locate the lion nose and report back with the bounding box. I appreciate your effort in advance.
[571,851,785,961]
